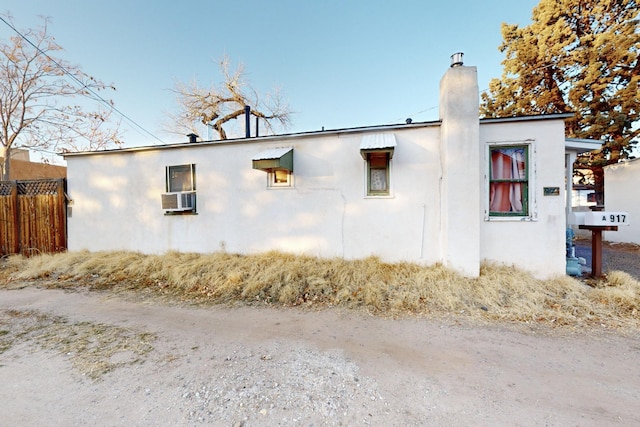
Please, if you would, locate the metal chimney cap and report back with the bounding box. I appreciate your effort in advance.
[187,133,199,143]
[450,52,464,67]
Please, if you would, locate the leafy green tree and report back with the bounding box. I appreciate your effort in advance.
[481,0,639,203]
[0,15,121,179]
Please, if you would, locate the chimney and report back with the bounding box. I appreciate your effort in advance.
[450,52,464,67]
[439,52,480,278]
[439,53,477,123]
[245,105,251,138]
[187,133,198,143]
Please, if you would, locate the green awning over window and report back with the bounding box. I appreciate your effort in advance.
[252,147,294,172]
[360,133,396,159]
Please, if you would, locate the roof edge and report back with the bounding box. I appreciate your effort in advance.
[565,137,604,154]
[61,120,442,158]
[62,112,575,158]
[480,113,573,124]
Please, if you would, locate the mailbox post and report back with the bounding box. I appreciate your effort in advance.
[578,224,617,277]
[569,210,629,278]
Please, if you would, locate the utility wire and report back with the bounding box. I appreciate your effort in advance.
[398,84,498,124]
[0,16,165,145]
[399,63,561,124]
[395,105,439,123]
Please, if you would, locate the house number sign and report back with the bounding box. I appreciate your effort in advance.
[569,211,630,226]
[585,211,629,226]
[602,213,627,224]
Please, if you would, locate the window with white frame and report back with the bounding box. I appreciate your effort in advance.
[268,169,293,187]
[488,145,528,216]
[252,147,294,189]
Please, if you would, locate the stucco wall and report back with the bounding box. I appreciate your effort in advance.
[439,66,480,276]
[479,119,567,277]
[66,126,445,265]
[64,59,568,279]
[604,159,640,244]
[66,116,568,279]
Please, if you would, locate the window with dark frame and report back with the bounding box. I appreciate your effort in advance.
[167,164,196,192]
[489,146,528,216]
[366,152,390,196]
[162,164,196,213]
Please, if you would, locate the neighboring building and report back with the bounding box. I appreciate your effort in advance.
[564,139,604,215]
[1,148,66,180]
[604,158,640,244]
[565,139,604,239]
[572,185,596,209]
[63,60,575,279]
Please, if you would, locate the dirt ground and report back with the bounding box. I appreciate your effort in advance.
[1,285,639,426]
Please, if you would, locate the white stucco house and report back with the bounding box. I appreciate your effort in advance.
[604,158,640,244]
[63,61,576,279]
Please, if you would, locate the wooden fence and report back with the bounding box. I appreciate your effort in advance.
[0,179,67,256]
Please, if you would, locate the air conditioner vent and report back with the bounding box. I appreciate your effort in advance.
[161,191,195,212]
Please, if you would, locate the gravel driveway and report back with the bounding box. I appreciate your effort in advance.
[574,239,640,280]
[1,286,639,426]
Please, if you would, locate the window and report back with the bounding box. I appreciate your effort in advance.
[489,146,528,216]
[360,133,396,197]
[252,147,294,188]
[162,164,196,213]
[366,152,391,196]
[268,169,292,187]
[167,164,196,192]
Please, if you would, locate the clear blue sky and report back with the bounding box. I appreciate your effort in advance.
[2,0,539,147]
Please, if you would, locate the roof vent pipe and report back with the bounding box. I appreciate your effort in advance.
[450,52,464,67]
[187,133,198,143]
[245,105,251,138]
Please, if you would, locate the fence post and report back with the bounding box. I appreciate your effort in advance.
[10,181,19,254]
[56,178,67,252]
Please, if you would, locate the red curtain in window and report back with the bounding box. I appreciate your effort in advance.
[490,149,524,213]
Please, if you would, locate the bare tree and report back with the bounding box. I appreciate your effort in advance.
[169,56,292,140]
[0,15,122,179]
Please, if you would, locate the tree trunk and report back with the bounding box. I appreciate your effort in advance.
[2,152,10,181]
[592,166,605,207]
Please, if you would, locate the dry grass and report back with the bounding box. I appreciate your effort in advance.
[0,308,155,380]
[1,250,639,329]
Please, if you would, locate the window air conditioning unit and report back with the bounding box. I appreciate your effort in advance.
[161,191,195,212]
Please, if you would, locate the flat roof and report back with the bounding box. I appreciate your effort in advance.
[62,113,573,158]
[479,112,574,124]
[565,138,604,154]
[604,156,640,168]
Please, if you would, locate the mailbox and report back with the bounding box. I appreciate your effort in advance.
[569,211,629,226]
[568,211,629,278]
